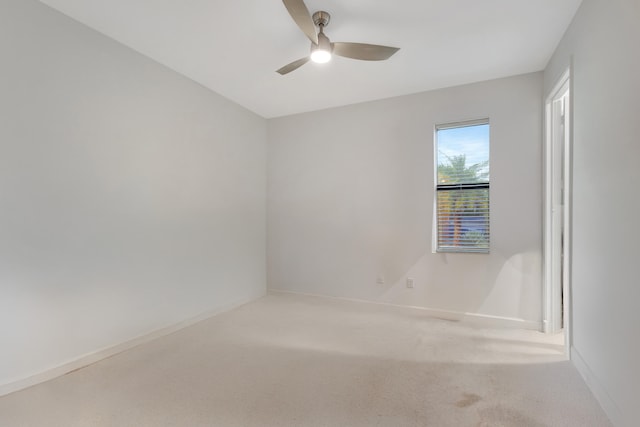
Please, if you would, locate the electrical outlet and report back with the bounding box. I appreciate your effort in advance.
[376,275,385,284]
[406,277,415,288]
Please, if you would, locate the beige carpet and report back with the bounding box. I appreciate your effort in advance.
[0,292,611,426]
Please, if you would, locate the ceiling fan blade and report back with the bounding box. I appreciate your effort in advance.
[332,42,400,61]
[276,57,310,75]
[282,0,318,45]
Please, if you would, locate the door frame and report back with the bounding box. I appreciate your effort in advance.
[543,67,572,357]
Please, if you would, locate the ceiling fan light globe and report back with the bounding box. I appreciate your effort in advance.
[311,49,332,63]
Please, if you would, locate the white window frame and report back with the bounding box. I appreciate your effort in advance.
[433,118,490,254]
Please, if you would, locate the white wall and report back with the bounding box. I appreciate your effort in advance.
[545,0,640,425]
[268,73,543,326]
[0,0,266,391]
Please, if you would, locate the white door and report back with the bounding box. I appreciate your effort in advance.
[544,71,571,349]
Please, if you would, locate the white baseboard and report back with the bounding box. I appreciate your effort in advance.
[0,291,265,398]
[571,346,623,427]
[269,289,541,330]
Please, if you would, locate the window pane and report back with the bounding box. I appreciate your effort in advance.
[437,188,489,251]
[437,124,489,185]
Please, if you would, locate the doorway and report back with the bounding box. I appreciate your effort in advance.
[544,69,571,354]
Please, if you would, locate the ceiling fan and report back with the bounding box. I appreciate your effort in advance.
[277,0,400,75]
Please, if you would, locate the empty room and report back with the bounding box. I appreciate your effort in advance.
[0,0,638,426]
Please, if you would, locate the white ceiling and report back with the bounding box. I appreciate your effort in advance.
[39,0,583,118]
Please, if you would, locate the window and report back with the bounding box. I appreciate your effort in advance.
[435,119,490,253]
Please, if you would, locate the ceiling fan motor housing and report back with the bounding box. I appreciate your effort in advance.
[311,11,332,55]
[312,31,332,53]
